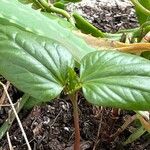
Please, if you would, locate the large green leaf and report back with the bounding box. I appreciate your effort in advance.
[0,25,74,101]
[0,0,95,63]
[80,51,150,110]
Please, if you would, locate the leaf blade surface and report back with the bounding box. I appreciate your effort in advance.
[80,51,150,110]
[0,25,74,101]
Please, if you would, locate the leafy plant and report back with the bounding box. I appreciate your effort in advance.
[0,0,150,149]
[1,23,150,149]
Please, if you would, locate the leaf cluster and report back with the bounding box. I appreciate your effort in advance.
[0,24,150,110]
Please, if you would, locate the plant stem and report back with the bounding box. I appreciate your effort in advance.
[0,82,31,150]
[7,132,14,150]
[70,92,80,150]
[130,0,150,16]
[0,94,30,140]
[37,0,74,23]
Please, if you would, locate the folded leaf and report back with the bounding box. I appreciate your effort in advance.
[0,25,74,101]
[80,51,150,110]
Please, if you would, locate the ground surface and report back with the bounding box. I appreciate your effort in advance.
[0,0,150,150]
[67,0,138,32]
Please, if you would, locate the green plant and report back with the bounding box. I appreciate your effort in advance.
[0,0,150,149]
[1,24,150,149]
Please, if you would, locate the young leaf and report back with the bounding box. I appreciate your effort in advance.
[0,25,74,101]
[65,67,81,94]
[80,51,150,110]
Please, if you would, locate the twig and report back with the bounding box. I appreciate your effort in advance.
[0,82,31,150]
[93,107,103,150]
[0,81,10,109]
[110,114,137,140]
[7,132,14,150]
[0,104,12,107]
[0,94,30,139]
[50,109,62,127]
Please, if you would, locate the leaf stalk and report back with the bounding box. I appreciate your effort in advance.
[130,0,150,16]
[37,0,74,23]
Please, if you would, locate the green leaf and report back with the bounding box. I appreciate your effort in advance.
[0,25,74,101]
[0,0,95,63]
[53,2,65,9]
[65,67,81,94]
[42,12,75,30]
[24,96,43,108]
[80,51,150,110]
[73,13,105,38]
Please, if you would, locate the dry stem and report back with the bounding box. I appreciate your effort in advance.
[0,81,10,109]
[0,82,31,150]
[75,31,150,54]
[7,132,14,150]
[110,114,137,140]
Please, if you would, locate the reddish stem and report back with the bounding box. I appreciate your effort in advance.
[70,93,80,150]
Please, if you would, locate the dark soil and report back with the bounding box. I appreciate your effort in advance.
[0,88,150,150]
[0,1,150,150]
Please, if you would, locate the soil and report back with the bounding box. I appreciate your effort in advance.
[67,0,139,32]
[0,0,150,150]
[1,90,150,150]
